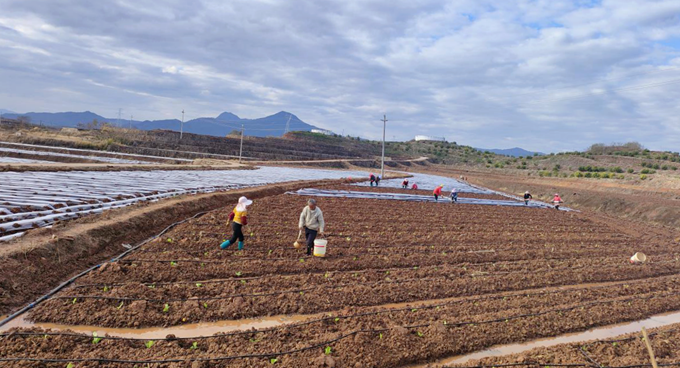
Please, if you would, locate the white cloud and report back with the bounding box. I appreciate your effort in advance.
[0,0,679,151]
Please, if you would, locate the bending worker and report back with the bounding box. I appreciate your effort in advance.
[299,199,325,256]
[523,191,532,205]
[433,184,444,201]
[402,179,409,189]
[370,173,376,187]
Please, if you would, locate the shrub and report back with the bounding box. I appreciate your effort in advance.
[584,172,592,178]
[640,174,648,180]
[627,169,634,174]
[641,169,650,174]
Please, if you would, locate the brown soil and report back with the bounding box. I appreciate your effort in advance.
[450,321,680,368]
[2,182,680,367]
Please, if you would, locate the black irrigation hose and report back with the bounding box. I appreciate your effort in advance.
[52,262,624,302]
[0,211,211,329]
[5,292,680,365]
[0,329,377,365]
[448,364,680,368]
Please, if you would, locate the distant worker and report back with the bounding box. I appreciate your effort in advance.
[523,191,533,206]
[402,179,409,189]
[375,175,381,186]
[299,199,325,256]
[552,193,563,210]
[433,184,444,201]
[220,196,252,250]
[369,173,376,187]
[450,188,458,203]
[412,183,418,190]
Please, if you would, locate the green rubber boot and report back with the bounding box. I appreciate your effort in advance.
[238,241,244,250]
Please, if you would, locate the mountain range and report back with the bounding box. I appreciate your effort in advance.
[0,110,320,138]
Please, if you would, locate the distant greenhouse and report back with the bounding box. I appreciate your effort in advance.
[414,135,446,142]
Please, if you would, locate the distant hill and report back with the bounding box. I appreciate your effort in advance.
[476,147,543,157]
[0,110,320,137]
[0,109,16,115]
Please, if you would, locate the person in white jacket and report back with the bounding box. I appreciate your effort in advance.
[299,199,325,256]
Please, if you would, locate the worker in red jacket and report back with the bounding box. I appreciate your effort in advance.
[552,193,563,210]
[411,183,418,190]
[402,179,409,189]
[433,185,444,201]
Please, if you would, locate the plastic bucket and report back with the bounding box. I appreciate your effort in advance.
[313,239,327,257]
[630,252,647,264]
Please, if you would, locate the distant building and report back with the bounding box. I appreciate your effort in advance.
[415,135,446,142]
[311,128,334,135]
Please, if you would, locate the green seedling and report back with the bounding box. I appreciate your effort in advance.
[200,263,205,267]
[203,302,208,309]
[443,320,448,325]
[67,363,75,368]
[299,258,305,263]
[299,291,304,295]
[195,283,203,288]
[345,237,351,241]
[103,286,109,292]
[166,238,173,243]
[241,280,247,284]
[379,333,383,339]
[145,340,155,349]
[270,358,278,364]
[324,272,330,278]
[413,266,419,270]
[416,331,424,337]
[72,298,77,304]
[204,252,209,256]
[116,301,124,310]
[411,308,417,312]
[163,304,170,313]
[148,283,155,288]
[385,271,390,275]
[190,342,198,350]
[235,271,243,277]
[250,338,260,343]
[324,346,332,355]
[334,317,340,322]
[353,256,358,261]
[268,249,273,255]
[92,332,102,344]
[170,261,178,267]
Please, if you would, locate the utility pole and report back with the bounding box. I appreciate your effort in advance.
[380,114,387,179]
[117,108,122,128]
[239,124,244,163]
[129,115,133,129]
[180,109,184,140]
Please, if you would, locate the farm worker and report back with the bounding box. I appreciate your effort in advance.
[299,199,325,256]
[450,188,458,203]
[433,185,444,201]
[375,175,381,186]
[523,191,533,205]
[412,183,418,190]
[220,196,252,250]
[369,173,376,187]
[552,193,563,210]
[402,179,409,189]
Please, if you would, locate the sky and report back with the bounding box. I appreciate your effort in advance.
[0,0,680,152]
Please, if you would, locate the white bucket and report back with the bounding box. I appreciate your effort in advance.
[313,239,327,257]
[630,252,647,264]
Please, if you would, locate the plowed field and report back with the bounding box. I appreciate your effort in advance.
[1,184,678,368]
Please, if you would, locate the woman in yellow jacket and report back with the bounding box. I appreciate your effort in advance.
[220,196,252,250]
